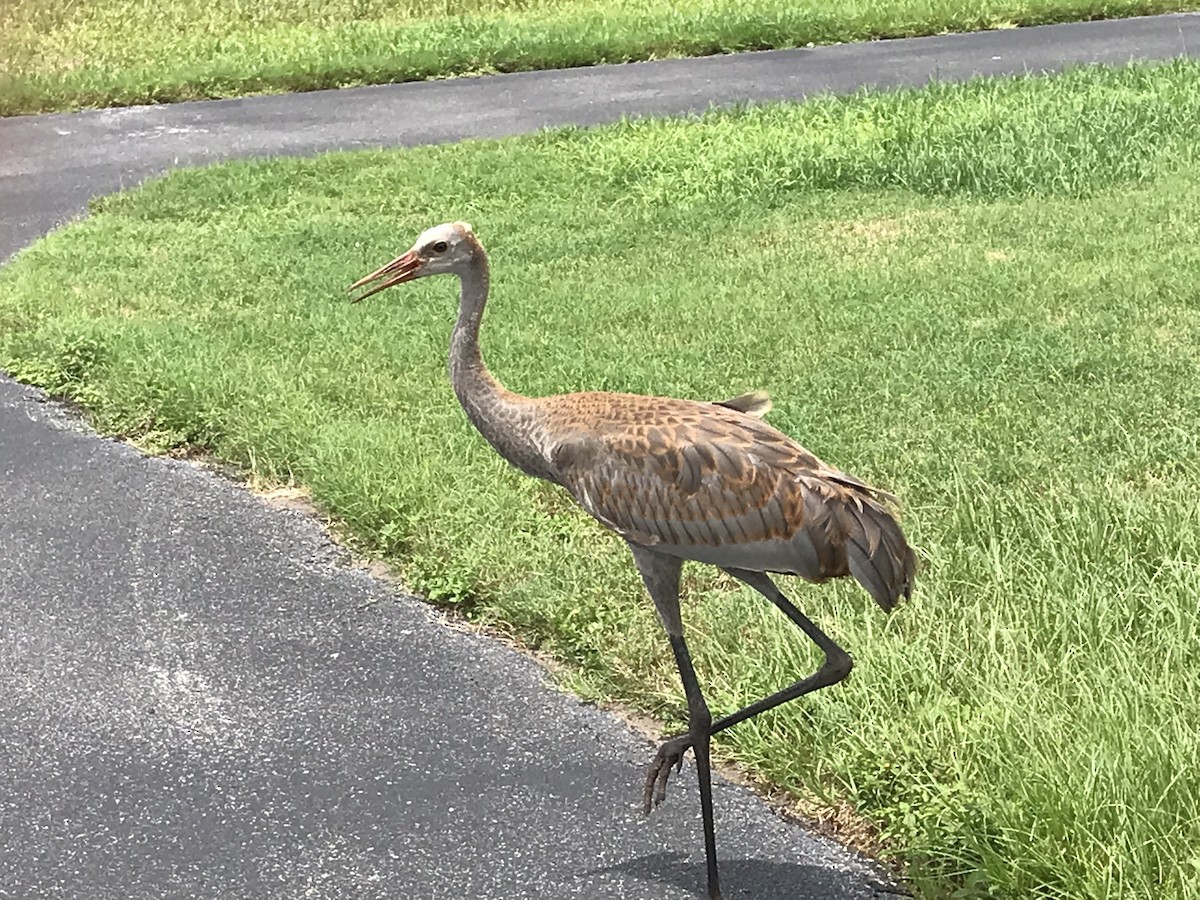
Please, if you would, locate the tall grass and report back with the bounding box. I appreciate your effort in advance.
[3,62,1200,897]
[1,0,1195,116]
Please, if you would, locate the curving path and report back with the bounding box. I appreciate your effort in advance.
[2,14,1198,899]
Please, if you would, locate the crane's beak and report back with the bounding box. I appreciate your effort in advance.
[347,250,422,302]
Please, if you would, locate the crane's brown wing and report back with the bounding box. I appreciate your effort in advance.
[544,397,915,609]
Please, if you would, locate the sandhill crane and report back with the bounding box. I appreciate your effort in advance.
[348,221,916,900]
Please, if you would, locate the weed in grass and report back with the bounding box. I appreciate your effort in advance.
[3,63,1200,898]
[1,0,1197,116]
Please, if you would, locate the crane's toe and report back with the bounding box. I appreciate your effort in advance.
[642,733,692,815]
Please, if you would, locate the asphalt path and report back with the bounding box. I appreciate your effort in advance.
[2,14,1198,899]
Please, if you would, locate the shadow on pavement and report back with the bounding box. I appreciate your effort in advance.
[592,850,911,899]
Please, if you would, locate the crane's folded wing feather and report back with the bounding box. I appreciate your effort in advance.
[544,399,915,609]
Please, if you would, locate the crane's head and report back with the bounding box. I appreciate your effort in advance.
[347,221,478,302]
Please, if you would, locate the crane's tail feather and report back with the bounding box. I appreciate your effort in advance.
[842,498,916,613]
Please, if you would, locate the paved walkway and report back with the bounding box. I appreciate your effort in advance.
[2,14,1198,899]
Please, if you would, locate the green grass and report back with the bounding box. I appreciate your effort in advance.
[2,0,1197,117]
[4,60,1200,898]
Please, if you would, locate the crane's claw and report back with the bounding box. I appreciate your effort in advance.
[642,734,693,815]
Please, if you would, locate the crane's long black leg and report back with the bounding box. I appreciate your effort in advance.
[665,632,722,900]
[628,544,723,900]
[645,567,853,811]
[709,567,853,737]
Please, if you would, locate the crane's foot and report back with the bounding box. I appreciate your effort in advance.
[643,733,693,815]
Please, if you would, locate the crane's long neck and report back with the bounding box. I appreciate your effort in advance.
[448,252,548,479]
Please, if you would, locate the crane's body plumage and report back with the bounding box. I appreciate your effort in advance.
[535,391,913,610]
[349,221,916,900]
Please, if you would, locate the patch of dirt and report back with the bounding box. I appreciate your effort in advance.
[753,208,957,267]
[826,216,913,249]
[820,209,956,254]
[257,483,320,516]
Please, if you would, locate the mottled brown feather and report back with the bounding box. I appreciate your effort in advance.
[541,391,915,610]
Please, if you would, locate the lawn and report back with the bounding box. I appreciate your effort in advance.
[3,61,1200,898]
[1,0,1197,116]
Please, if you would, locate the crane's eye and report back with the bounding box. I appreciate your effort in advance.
[431,240,449,254]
